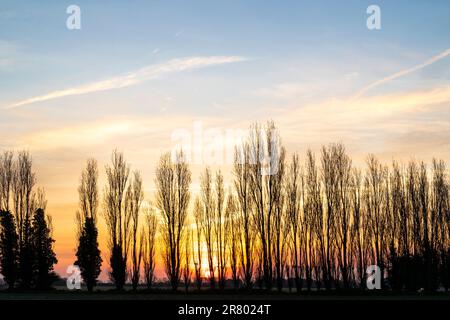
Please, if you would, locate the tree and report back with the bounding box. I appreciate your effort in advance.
[142,205,158,289]
[31,208,57,290]
[104,150,131,290]
[332,144,352,289]
[199,167,216,289]
[193,197,203,290]
[155,151,191,291]
[248,121,284,290]
[0,151,14,212]
[0,210,19,289]
[182,230,193,292]
[214,170,227,290]
[285,153,302,292]
[13,151,36,289]
[225,192,240,290]
[76,217,102,292]
[305,150,324,289]
[365,155,388,288]
[350,168,370,289]
[128,171,144,291]
[75,159,102,292]
[233,142,255,289]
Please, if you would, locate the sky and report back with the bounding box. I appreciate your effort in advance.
[0,0,449,281]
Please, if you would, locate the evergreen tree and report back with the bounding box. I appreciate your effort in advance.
[31,208,57,289]
[75,217,102,292]
[0,210,19,289]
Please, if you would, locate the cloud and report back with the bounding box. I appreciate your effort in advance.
[5,55,247,109]
[271,85,450,163]
[352,48,450,99]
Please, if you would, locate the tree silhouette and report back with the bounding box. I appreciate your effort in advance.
[0,210,19,289]
[13,151,36,289]
[75,159,102,292]
[31,208,57,290]
[155,151,191,291]
[104,150,131,290]
[128,171,144,291]
[142,206,158,289]
[199,167,216,289]
[76,217,102,292]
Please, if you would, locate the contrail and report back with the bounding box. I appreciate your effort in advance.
[352,48,450,100]
[5,56,247,109]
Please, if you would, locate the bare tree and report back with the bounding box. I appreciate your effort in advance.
[104,150,131,290]
[182,229,193,292]
[271,146,286,292]
[193,197,203,290]
[155,151,191,291]
[76,159,99,233]
[214,170,227,290]
[365,155,388,287]
[128,171,144,290]
[199,167,216,289]
[225,191,240,290]
[350,168,370,289]
[248,121,284,290]
[333,144,352,289]
[285,153,303,292]
[142,205,158,289]
[305,150,324,289]
[233,142,255,289]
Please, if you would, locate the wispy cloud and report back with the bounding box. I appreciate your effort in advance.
[352,48,450,100]
[5,55,247,109]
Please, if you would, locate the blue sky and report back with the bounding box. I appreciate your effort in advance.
[0,1,449,277]
[1,0,449,111]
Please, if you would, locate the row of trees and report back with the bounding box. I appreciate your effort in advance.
[0,151,57,290]
[1,121,450,292]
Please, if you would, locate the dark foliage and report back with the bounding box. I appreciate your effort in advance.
[0,210,19,289]
[31,208,58,289]
[110,244,126,290]
[75,217,102,292]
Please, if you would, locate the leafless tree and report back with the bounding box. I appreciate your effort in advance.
[225,191,240,289]
[155,151,191,291]
[193,197,203,290]
[350,168,370,288]
[332,144,352,288]
[182,229,193,292]
[12,151,36,250]
[76,159,99,235]
[104,150,131,290]
[248,121,285,289]
[285,153,303,291]
[199,167,216,289]
[142,204,158,289]
[365,155,388,287]
[305,150,324,289]
[214,170,227,290]
[128,171,144,290]
[233,142,255,289]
